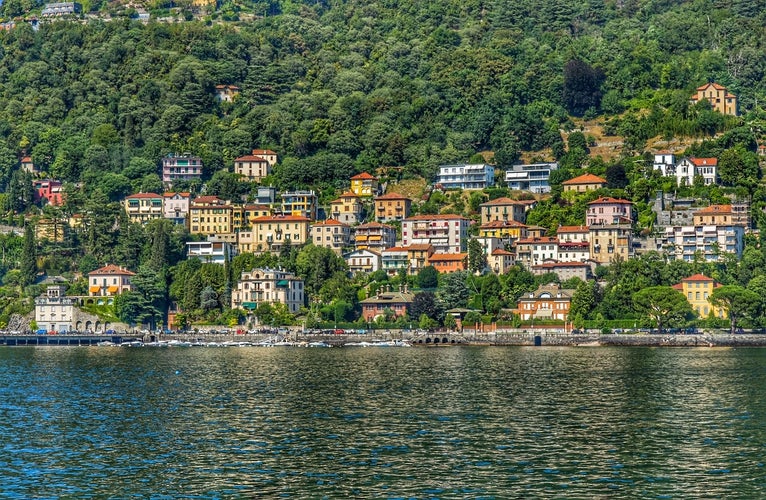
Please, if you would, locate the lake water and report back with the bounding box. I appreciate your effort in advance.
[1,345,765,498]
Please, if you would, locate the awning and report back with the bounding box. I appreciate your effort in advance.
[276,280,289,287]
[89,286,101,293]
[242,302,257,310]
[107,285,120,293]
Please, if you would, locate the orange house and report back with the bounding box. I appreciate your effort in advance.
[350,172,379,197]
[428,253,468,273]
[374,192,411,222]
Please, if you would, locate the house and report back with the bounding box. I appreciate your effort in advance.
[345,249,382,275]
[310,219,351,254]
[88,264,135,297]
[557,241,590,262]
[33,179,64,206]
[162,154,203,186]
[653,152,676,176]
[381,244,435,276]
[237,215,311,254]
[186,240,235,265]
[231,268,304,315]
[589,224,633,264]
[280,190,318,220]
[360,285,415,321]
[674,157,718,186]
[660,224,744,262]
[250,149,278,166]
[215,84,240,102]
[488,248,514,274]
[479,197,528,224]
[21,156,38,176]
[526,225,548,239]
[556,225,590,243]
[232,204,271,230]
[328,191,363,225]
[436,164,495,190]
[505,162,558,193]
[478,220,528,244]
[514,237,559,268]
[124,193,164,224]
[693,204,749,228]
[189,196,233,237]
[354,222,397,252]
[350,172,379,197]
[233,153,271,182]
[401,214,471,253]
[586,197,633,225]
[163,192,191,226]
[40,2,81,16]
[374,192,411,222]
[672,274,725,318]
[256,186,278,205]
[35,285,76,334]
[428,253,467,273]
[562,173,607,193]
[531,262,592,282]
[513,284,575,321]
[690,82,738,116]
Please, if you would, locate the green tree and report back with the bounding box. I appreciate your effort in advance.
[632,286,692,332]
[19,225,36,287]
[710,285,760,334]
[468,238,487,275]
[416,265,439,289]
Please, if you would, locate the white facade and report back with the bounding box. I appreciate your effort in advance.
[436,164,495,190]
[35,286,75,333]
[661,225,744,262]
[345,249,382,275]
[186,240,235,265]
[653,155,718,186]
[232,268,304,315]
[505,163,558,193]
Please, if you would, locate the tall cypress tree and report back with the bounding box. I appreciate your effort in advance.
[20,224,36,287]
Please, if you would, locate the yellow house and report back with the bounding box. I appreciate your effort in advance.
[238,215,310,254]
[479,197,527,224]
[479,220,528,241]
[690,83,738,116]
[562,173,607,193]
[329,191,364,225]
[232,204,272,231]
[350,172,379,197]
[673,274,725,318]
[124,193,164,224]
[374,192,411,222]
[189,196,234,237]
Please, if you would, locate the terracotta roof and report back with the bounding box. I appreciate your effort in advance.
[89,264,136,276]
[192,196,225,204]
[312,218,347,226]
[491,248,513,255]
[696,82,727,91]
[588,196,632,205]
[405,214,470,221]
[681,274,715,282]
[562,173,607,185]
[516,237,558,244]
[126,193,162,199]
[234,155,269,162]
[672,283,684,290]
[21,156,32,162]
[251,149,276,155]
[215,84,240,90]
[382,246,409,253]
[689,157,718,166]
[163,192,191,198]
[557,225,589,233]
[350,172,377,180]
[405,244,434,251]
[480,197,525,206]
[693,204,732,215]
[338,191,359,198]
[376,192,409,201]
[428,253,467,261]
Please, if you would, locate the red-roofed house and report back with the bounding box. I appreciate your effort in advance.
[190,196,233,236]
[163,192,191,226]
[674,157,718,186]
[488,248,514,274]
[310,219,351,254]
[674,274,725,318]
[690,83,738,116]
[693,204,749,227]
[586,197,633,225]
[374,192,411,222]
[556,225,590,243]
[250,149,278,166]
[514,237,559,268]
[562,173,607,193]
[124,193,164,224]
[329,191,363,225]
[381,244,435,276]
[21,156,38,176]
[478,220,528,242]
[88,265,135,297]
[350,172,379,197]
[479,197,527,224]
[215,84,240,102]
[354,222,397,252]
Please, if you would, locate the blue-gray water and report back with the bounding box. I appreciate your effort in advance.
[1,346,765,498]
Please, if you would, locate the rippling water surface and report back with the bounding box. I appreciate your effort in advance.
[1,346,766,498]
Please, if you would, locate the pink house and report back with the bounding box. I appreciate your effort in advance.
[33,179,64,206]
[586,197,633,226]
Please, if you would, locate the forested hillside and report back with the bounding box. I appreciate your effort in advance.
[0,0,763,197]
